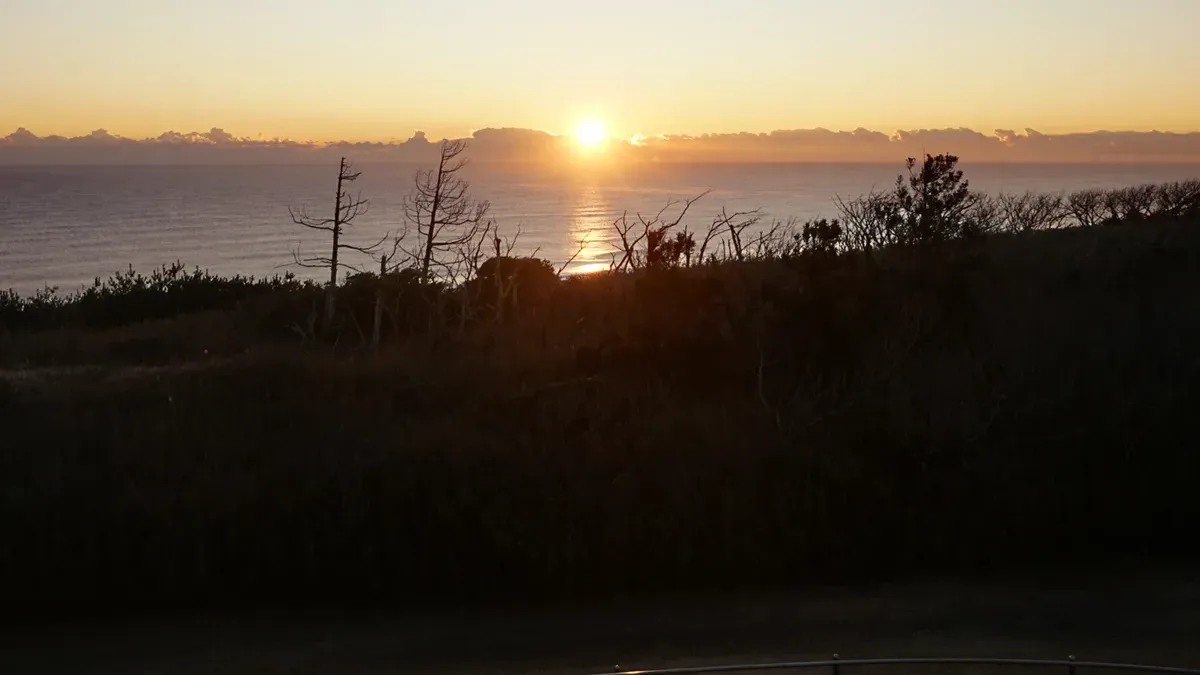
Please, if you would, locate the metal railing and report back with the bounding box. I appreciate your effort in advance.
[595,657,1200,675]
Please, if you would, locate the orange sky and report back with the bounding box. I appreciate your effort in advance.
[3,0,1199,142]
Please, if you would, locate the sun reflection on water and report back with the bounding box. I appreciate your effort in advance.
[563,185,617,275]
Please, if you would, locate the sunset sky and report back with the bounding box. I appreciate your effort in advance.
[3,0,1199,142]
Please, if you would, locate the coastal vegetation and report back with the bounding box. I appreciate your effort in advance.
[2,150,1199,611]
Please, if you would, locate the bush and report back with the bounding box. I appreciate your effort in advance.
[474,255,559,313]
[0,262,315,332]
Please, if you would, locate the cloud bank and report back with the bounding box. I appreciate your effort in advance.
[3,126,1200,164]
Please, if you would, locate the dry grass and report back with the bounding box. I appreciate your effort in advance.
[3,161,1200,618]
[3,215,1200,615]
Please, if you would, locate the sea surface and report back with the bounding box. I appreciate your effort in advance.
[3,162,1199,294]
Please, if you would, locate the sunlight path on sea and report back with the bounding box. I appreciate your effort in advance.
[567,185,618,275]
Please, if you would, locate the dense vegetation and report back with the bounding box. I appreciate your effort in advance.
[2,155,1200,613]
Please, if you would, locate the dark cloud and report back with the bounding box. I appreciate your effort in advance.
[3,126,1200,164]
[631,127,1200,163]
[5,128,41,146]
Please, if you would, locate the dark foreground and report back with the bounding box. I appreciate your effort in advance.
[4,214,1200,611]
[3,565,1199,675]
[3,167,1200,627]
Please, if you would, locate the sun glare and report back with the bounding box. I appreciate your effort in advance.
[574,120,607,147]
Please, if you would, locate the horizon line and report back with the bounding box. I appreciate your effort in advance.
[7,124,1200,166]
[8,124,1200,146]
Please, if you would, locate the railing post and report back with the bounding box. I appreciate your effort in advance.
[833,653,841,675]
[1069,655,1077,675]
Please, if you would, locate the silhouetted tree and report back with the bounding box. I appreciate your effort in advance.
[1154,179,1200,218]
[711,205,762,263]
[1066,189,1107,228]
[889,154,984,244]
[403,139,490,279]
[834,189,898,252]
[371,234,408,352]
[997,191,1067,232]
[1104,184,1159,223]
[799,218,844,254]
[289,157,386,329]
[476,254,558,320]
[833,154,985,250]
[612,192,712,270]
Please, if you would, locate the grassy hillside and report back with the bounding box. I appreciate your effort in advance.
[3,160,1199,613]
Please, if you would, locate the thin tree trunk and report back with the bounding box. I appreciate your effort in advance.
[324,285,337,333]
[372,255,385,353]
[421,163,445,277]
[330,158,344,288]
[323,158,346,331]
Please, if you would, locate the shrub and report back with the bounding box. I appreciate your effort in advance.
[0,262,314,332]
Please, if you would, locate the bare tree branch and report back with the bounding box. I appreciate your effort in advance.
[339,232,390,255]
[694,214,726,265]
[557,237,589,276]
[285,157,386,331]
[287,157,382,282]
[709,206,762,262]
[403,139,491,280]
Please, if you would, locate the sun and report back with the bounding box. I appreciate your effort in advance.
[574,120,607,147]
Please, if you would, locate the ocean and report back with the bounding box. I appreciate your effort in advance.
[3,161,1199,294]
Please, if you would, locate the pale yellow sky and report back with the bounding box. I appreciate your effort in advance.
[3,0,1199,142]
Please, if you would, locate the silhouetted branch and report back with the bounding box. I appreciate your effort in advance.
[610,191,711,271]
[285,157,382,331]
[340,232,390,255]
[713,206,762,262]
[288,206,336,232]
[557,237,589,276]
[404,139,491,279]
[998,191,1067,232]
[695,214,726,265]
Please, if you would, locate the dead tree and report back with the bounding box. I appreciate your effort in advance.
[289,157,386,329]
[611,191,710,271]
[371,234,409,353]
[997,191,1067,232]
[712,206,762,262]
[403,139,490,280]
